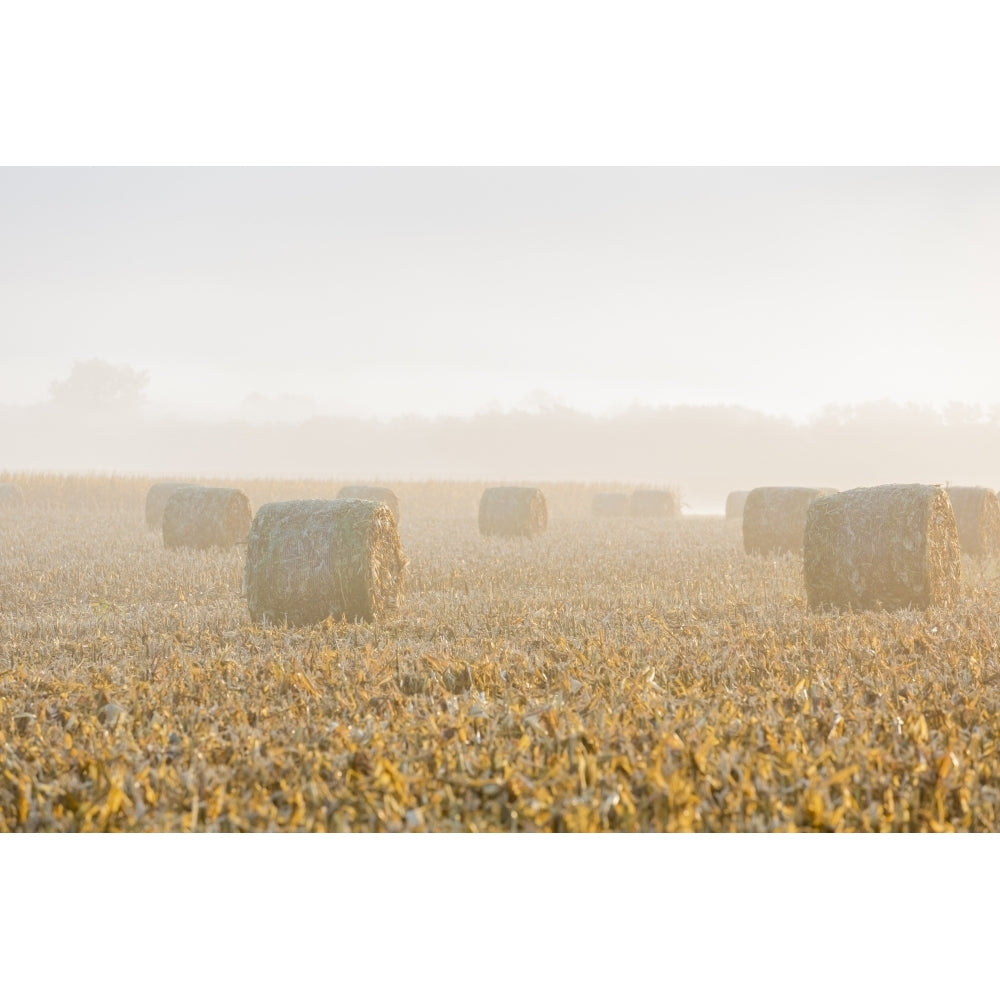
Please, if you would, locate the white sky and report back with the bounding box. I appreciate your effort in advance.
[3,166,999,423]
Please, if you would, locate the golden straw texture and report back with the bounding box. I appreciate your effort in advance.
[245,498,405,625]
[743,487,837,555]
[804,483,962,611]
[162,486,252,550]
[479,486,548,537]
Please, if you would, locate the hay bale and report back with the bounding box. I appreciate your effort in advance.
[162,486,252,549]
[592,492,629,517]
[725,490,750,519]
[145,481,194,530]
[336,485,400,523]
[245,499,405,625]
[479,486,547,537]
[743,487,838,555]
[0,483,24,509]
[804,484,961,611]
[629,489,678,517]
[944,486,1000,557]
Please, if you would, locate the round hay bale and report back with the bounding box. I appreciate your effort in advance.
[629,489,678,517]
[743,487,838,555]
[944,486,1000,557]
[145,481,194,530]
[479,486,547,537]
[592,492,629,517]
[245,498,405,625]
[336,485,400,524]
[804,484,961,611]
[162,486,252,550]
[725,490,750,520]
[0,483,24,509]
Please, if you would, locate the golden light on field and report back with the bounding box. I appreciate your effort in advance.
[3,474,1000,832]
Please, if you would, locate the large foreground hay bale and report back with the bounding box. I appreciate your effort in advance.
[592,492,629,517]
[479,486,547,537]
[944,486,1000,557]
[145,481,193,530]
[629,489,678,517]
[743,487,838,555]
[725,490,750,520]
[804,484,961,611]
[336,485,400,523]
[245,499,405,625]
[162,486,252,549]
[0,483,24,509]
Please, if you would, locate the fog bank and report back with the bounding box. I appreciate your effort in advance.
[4,396,998,515]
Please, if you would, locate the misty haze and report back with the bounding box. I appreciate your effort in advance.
[5,167,1000,837]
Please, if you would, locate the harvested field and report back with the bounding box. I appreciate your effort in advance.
[0,482,24,508]
[5,474,1000,832]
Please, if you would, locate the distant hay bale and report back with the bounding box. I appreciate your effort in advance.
[245,498,405,625]
[944,486,1000,557]
[0,483,24,509]
[804,484,962,611]
[725,490,750,520]
[336,485,400,524]
[629,489,679,517]
[162,486,252,550]
[592,492,629,517]
[145,481,193,530]
[743,487,838,555]
[479,486,547,537]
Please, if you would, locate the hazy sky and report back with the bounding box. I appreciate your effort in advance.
[3,167,999,423]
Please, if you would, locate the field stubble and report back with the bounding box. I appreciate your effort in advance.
[3,475,1000,832]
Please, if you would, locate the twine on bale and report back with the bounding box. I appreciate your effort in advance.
[145,481,193,531]
[479,486,547,537]
[944,486,1000,558]
[629,490,678,517]
[245,498,405,625]
[804,484,961,612]
[743,487,838,556]
[592,492,629,517]
[336,485,400,524]
[162,486,252,550]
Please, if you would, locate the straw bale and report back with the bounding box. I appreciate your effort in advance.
[743,487,838,555]
[0,483,24,509]
[629,489,679,517]
[245,499,405,625]
[337,485,400,523]
[145,481,193,530]
[725,490,750,520]
[592,492,629,517]
[479,486,547,537]
[162,486,252,550]
[804,484,961,611]
[944,486,1000,557]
